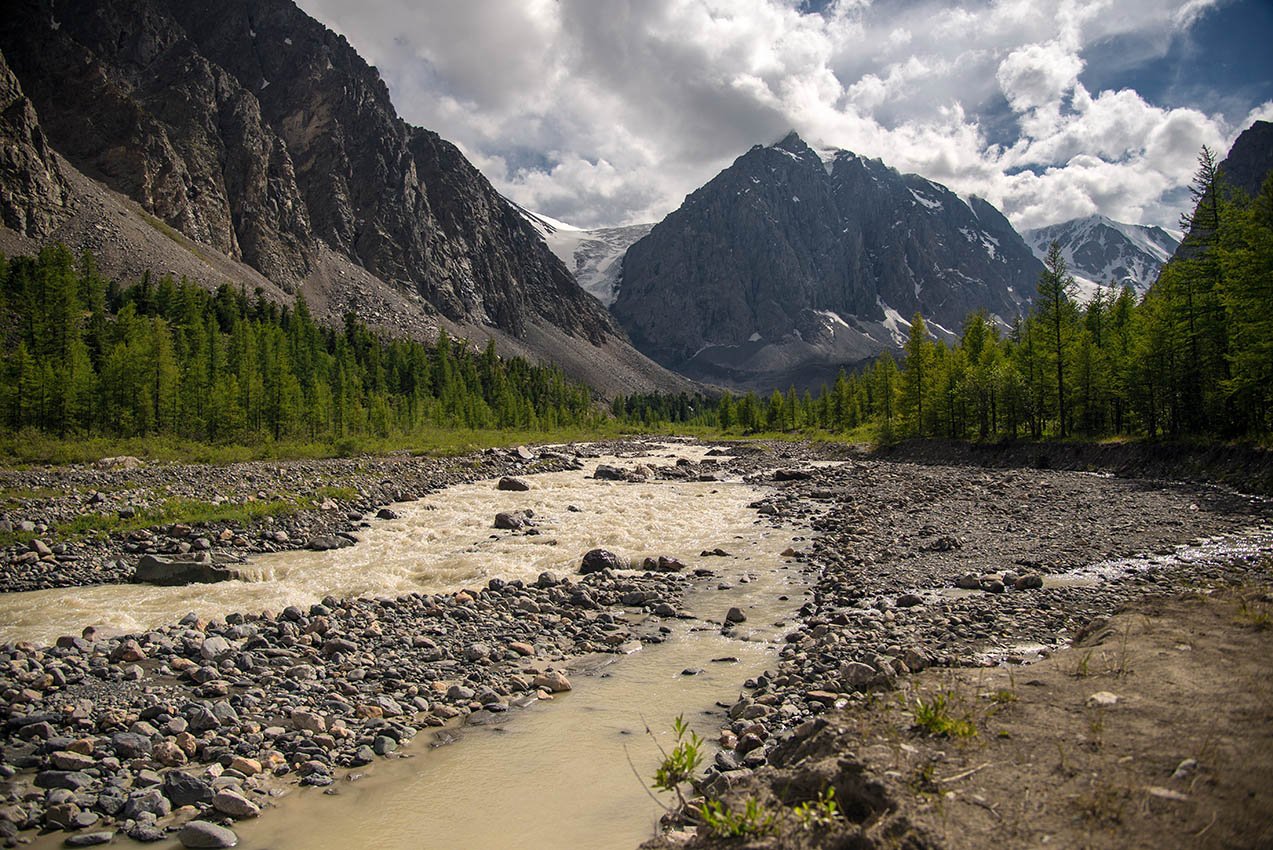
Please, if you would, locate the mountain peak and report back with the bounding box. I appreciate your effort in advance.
[772,129,807,150]
[614,138,1040,391]
[1022,214,1179,299]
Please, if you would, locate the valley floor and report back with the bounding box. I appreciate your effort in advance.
[0,438,1270,849]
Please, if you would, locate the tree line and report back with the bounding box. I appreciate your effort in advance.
[614,151,1272,442]
[0,246,603,444]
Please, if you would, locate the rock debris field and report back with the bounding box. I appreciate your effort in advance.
[0,439,1270,849]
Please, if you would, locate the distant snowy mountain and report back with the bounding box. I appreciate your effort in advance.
[610,131,1041,392]
[517,208,653,307]
[1023,215,1179,301]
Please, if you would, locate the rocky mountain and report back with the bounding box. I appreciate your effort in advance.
[1217,120,1273,199]
[0,0,692,397]
[1023,215,1179,301]
[0,52,69,237]
[612,132,1041,391]
[518,208,653,307]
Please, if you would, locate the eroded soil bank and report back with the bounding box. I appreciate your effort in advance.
[646,587,1273,850]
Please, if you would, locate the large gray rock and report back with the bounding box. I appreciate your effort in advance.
[178,821,238,849]
[163,771,214,807]
[133,554,243,586]
[0,53,69,236]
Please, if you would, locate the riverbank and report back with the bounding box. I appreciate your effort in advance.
[874,437,1273,497]
[644,584,1273,849]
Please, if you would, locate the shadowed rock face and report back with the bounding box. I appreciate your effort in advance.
[0,0,617,344]
[1218,120,1273,199]
[613,132,1041,391]
[0,51,69,237]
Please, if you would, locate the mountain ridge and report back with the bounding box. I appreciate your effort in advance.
[0,0,694,398]
[1023,214,1180,301]
[611,131,1041,391]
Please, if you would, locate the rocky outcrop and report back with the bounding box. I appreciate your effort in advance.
[0,51,69,237]
[1218,119,1273,199]
[0,0,691,397]
[613,132,1041,391]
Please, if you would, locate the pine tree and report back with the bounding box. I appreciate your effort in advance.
[899,314,932,437]
[1035,242,1079,436]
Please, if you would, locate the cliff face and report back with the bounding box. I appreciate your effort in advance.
[0,0,688,396]
[1218,120,1273,199]
[612,132,1040,390]
[0,51,69,237]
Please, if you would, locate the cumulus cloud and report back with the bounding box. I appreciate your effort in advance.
[297,0,1269,231]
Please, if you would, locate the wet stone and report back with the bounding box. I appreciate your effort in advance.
[178,820,239,849]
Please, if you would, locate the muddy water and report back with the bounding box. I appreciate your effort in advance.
[0,445,768,646]
[233,546,807,850]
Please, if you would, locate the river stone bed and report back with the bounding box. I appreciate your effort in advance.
[0,567,693,846]
[684,455,1272,807]
[0,437,796,846]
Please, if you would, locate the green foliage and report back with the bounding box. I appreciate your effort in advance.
[0,247,603,449]
[911,691,977,738]
[792,786,840,829]
[652,715,705,807]
[699,798,776,838]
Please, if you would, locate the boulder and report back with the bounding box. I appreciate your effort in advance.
[533,671,572,693]
[497,476,531,491]
[307,535,354,552]
[494,511,534,531]
[579,548,623,574]
[133,554,242,586]
[592,464,626,481]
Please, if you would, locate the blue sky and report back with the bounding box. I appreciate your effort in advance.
[297,0,1273,231]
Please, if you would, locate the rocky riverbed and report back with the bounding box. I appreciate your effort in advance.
[1,438,1270,849]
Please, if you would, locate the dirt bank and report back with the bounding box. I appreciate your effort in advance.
[646,584,1273,849]
[873,438,1273,496]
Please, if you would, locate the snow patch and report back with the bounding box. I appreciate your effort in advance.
[879,299,912,346]
[815,310,850,330]
[909,189,942,211]
[515,206,650,307]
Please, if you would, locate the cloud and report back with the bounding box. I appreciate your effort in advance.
[296,0,1269,231]
[997,42,1084,113]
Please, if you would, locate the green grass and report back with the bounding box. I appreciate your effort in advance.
[63,497,298,541]
[698,798,776,838]
[0,423,661,468]
[911,690,977,738]
[2,496,310,547]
